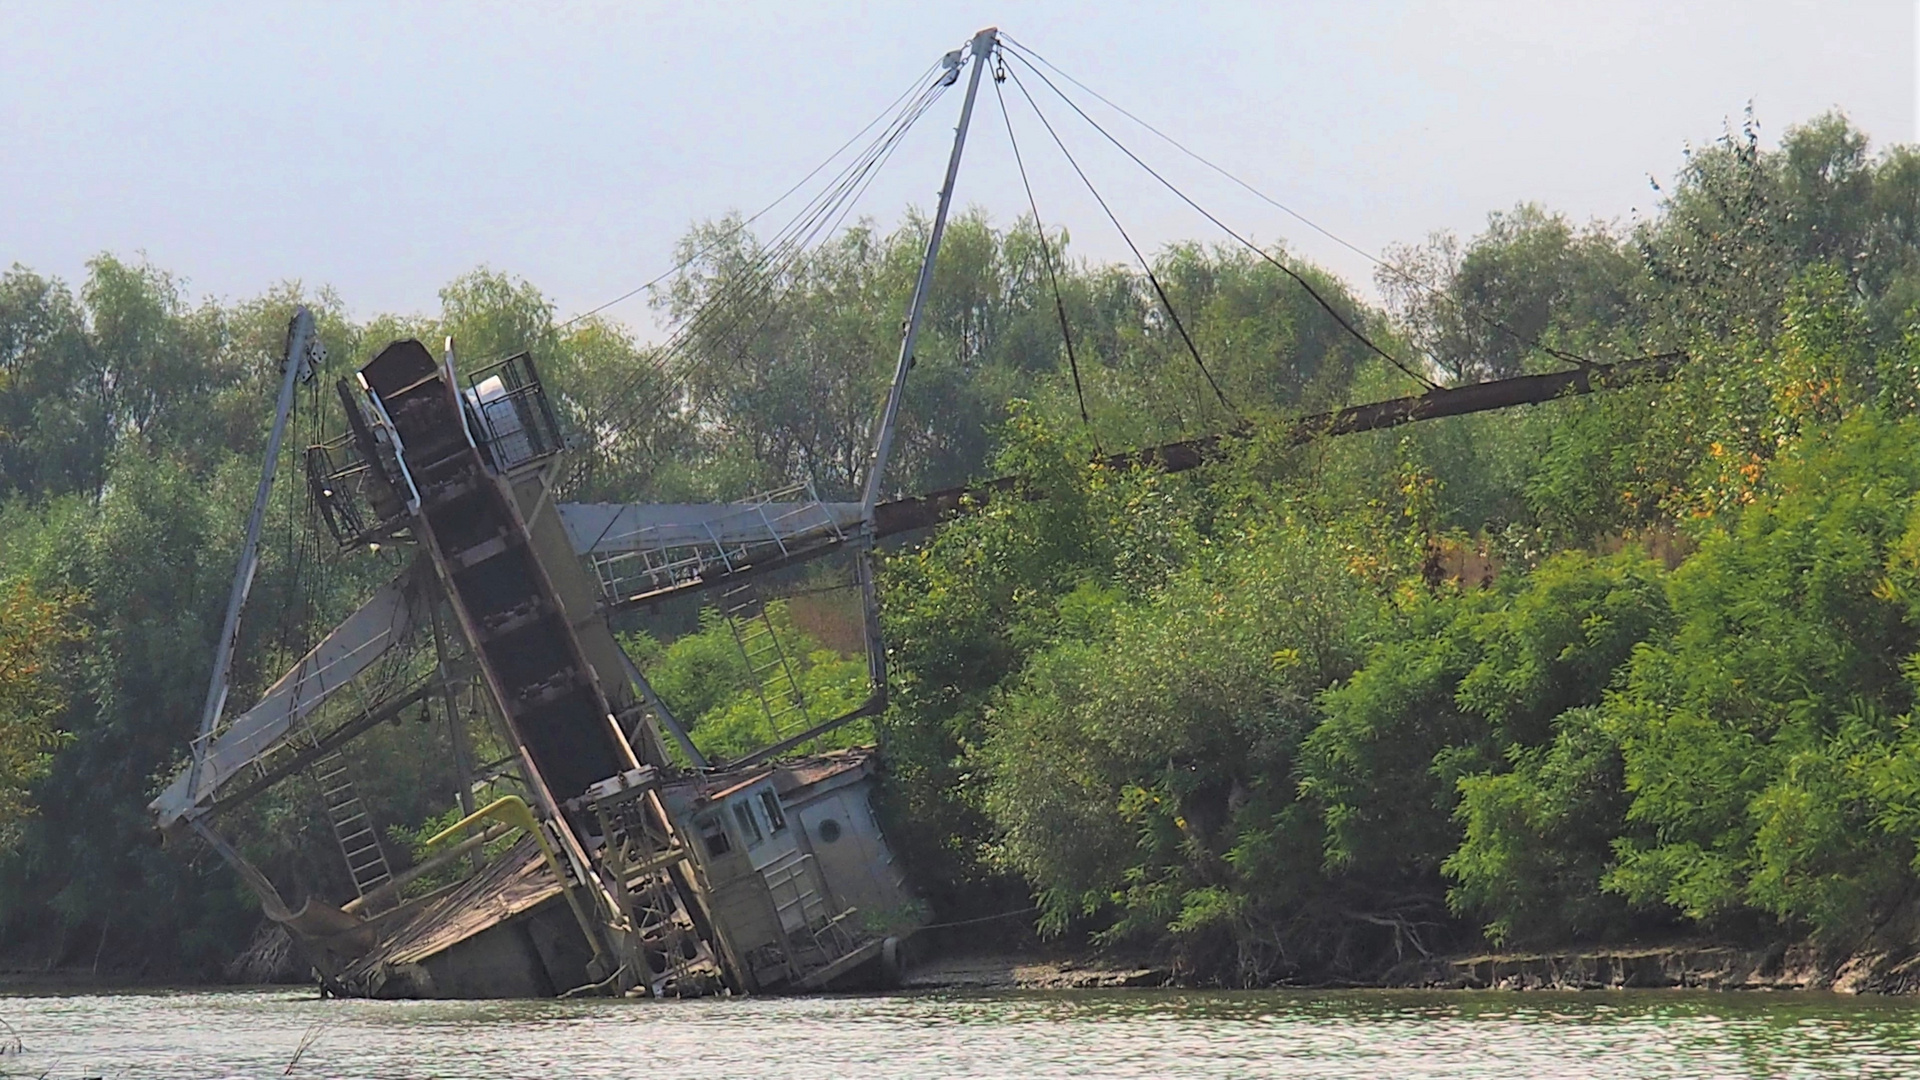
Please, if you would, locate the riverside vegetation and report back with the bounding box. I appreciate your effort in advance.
[6,113,1920,986]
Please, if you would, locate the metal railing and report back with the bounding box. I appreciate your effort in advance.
[760,850,861,973]
[588,481,846,602]
[306,434,393,549]
[465,353,564,474]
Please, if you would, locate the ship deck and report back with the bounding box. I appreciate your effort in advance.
[335,836,568,995]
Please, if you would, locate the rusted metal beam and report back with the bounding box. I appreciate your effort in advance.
[871,353,1684,537]
[600,354,1684,612]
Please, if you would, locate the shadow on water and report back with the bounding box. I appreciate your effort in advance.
[5,986,1920,1078]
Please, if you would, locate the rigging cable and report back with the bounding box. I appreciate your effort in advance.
[564,84,948,488]
[580,79,944,489]
[588,117,934,470]
[652,97,928,409]
[575,65,950,460]
[999,36,1593,374]
[1002,62,1241,418]
[564,74,953,491]
[595,71,954,441]
[669,75,940,368]
[993,59,1100,451]
[1003,48,1438,392]
[556,56,946,333]
[617,76,945,385]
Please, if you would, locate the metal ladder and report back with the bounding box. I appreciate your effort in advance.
[759,849,856,970]
[721,583,810,742]
[315,751,393,902]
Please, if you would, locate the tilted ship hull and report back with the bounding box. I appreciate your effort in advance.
[155,335,922,999]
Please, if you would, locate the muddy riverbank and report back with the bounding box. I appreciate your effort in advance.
[22,932,1920,998]
[1386,941,1920,994]
[904,938,1920,996]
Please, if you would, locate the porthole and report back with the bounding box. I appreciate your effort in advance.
[817,818,843,843]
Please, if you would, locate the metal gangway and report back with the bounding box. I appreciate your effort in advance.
[581,482,854,603]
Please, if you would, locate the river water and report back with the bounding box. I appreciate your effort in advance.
[5,986,1920,1078]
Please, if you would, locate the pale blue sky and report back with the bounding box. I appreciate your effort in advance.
[2,1,1911,336]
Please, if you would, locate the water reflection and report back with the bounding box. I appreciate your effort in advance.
[5,986,1920,1079]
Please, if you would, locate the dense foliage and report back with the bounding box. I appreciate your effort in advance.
[8,111,1920,982]
[876,113,1920,983]
[0,579,82,839]
[623,602,872,764]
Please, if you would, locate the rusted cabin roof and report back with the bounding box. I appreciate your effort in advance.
[664,746,876,807]
[773,747,873,795]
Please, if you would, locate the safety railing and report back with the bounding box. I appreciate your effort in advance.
[465,353,564,474]
[588,480,846,602]
[306,433,408,549]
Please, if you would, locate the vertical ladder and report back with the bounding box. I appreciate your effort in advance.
[759,849,856,971]
[315,751,393,902]
[721,583,810,742]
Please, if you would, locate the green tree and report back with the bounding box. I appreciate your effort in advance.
[1602,411,1920,936]
[1381,205,1639,383]
[0,579,82,840]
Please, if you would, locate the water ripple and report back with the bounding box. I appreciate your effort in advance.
[5,986,1920,1079]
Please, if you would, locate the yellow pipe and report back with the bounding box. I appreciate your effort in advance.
[428,795,547,857]
[429,796,612,970]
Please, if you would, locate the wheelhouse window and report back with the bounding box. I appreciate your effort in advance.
[758,789,787,834]
[732,800,764,847]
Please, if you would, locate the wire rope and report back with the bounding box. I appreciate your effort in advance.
[999,36,1593,373]
[599,76,949,410]
[560,68,953,492]
[993,63,1100,450]
[587,71,957,457]
[555,56,946,333]
[1002,63,1240,416]
[1003,49,1437,392]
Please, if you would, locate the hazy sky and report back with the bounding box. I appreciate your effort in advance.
[2,1,1912,337]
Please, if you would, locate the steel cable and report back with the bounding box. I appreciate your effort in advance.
[592,73,953,447]
[555,56,946,333]
[993,63,1100,451]
[1002,62,1241,417]
[1003,48,1438,392]
[999,36,1595,374]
